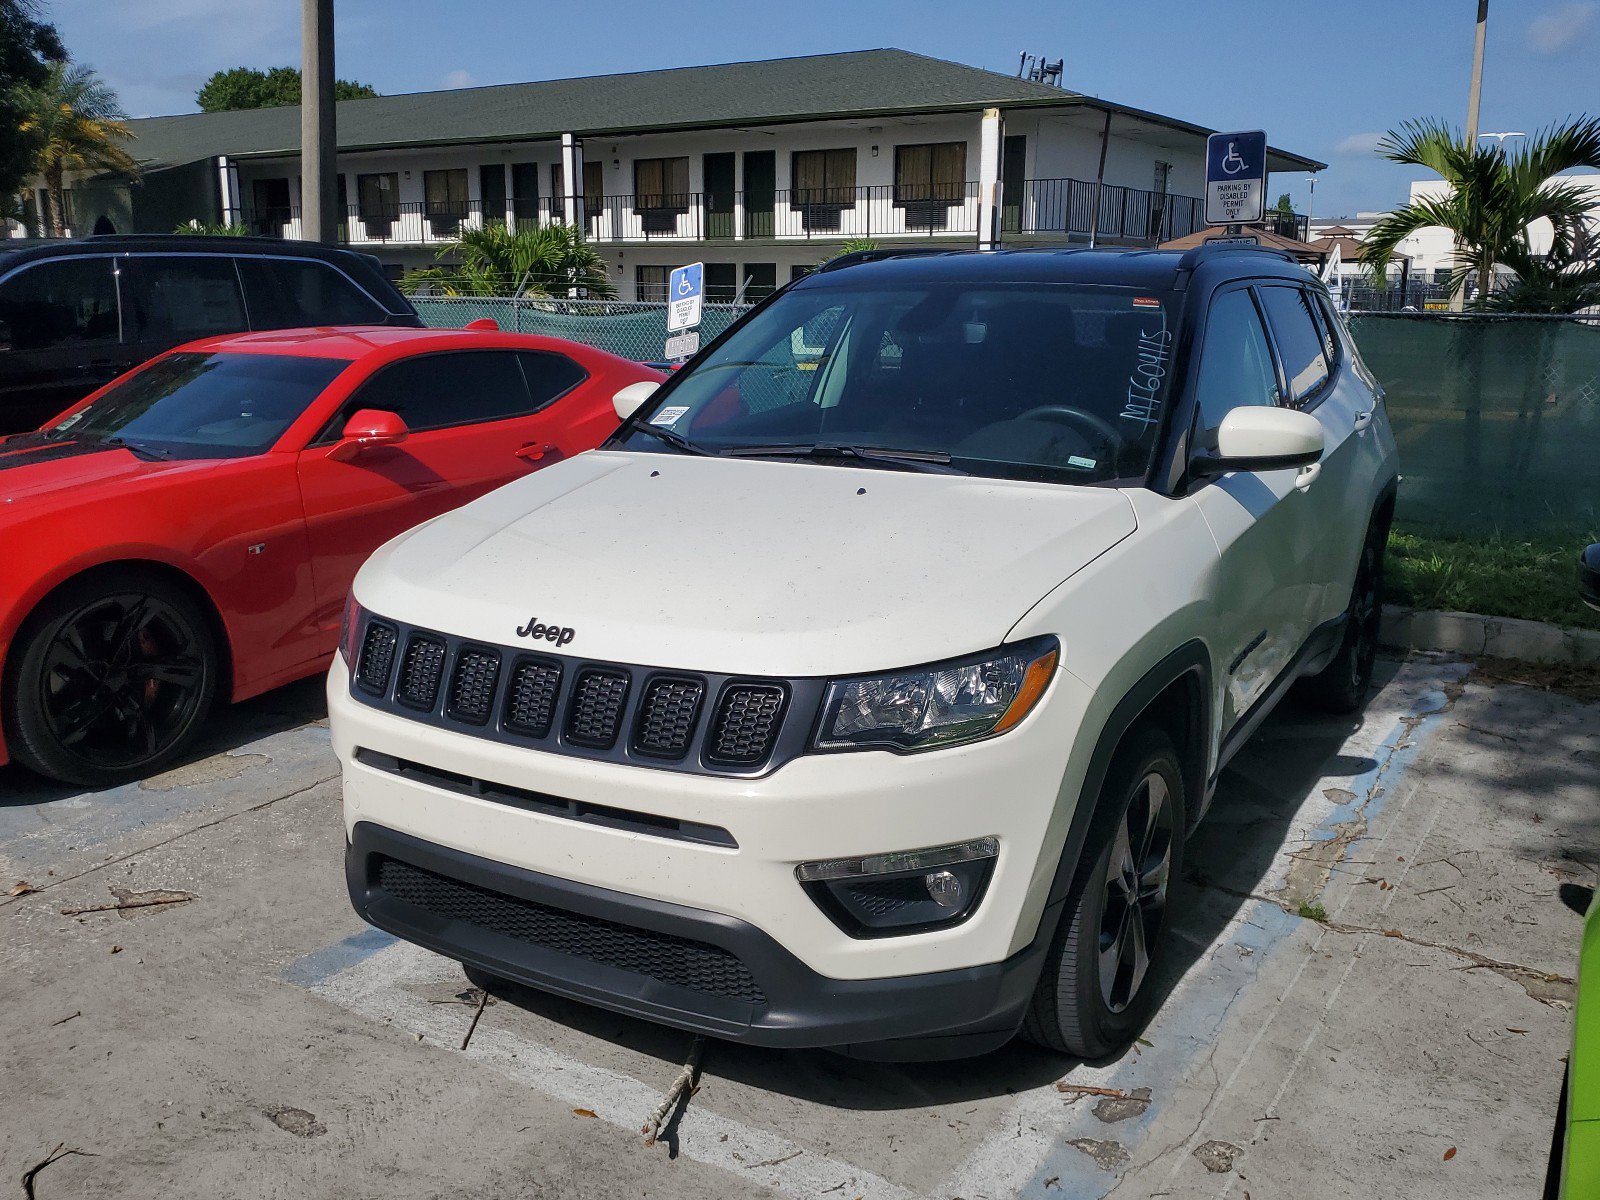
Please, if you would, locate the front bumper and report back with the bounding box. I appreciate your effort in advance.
[348,820,1053,1057]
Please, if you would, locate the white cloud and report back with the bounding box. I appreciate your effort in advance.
[1334,132,1386,156]
[1528,2,1598,53]
[442,69,477,90]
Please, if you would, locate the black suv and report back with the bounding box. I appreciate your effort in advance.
[0,236,421,434]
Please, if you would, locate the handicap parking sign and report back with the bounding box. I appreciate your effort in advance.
[667,262,703,333]
[1204,130,1268,226]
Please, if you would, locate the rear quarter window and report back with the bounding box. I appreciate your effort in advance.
[239,258,387,328]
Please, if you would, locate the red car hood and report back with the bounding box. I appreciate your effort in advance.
[0,435,210,505]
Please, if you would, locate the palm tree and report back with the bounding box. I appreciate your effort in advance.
[1361,117,1600,307]
[18,61,139,237]
[400,223,616,298]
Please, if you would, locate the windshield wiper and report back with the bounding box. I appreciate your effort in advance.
[720,443,966,474]
[627,421,712,457]
[101,436,172,461]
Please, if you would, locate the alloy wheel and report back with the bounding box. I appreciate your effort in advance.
[1098,770,1175,1014]
[36,591,208,771]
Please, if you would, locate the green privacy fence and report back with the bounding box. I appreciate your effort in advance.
[412,297,752,362]
[1345,313,1600,535]
[416,298,1598,537]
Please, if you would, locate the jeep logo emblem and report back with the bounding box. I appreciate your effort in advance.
[516,617,576,648]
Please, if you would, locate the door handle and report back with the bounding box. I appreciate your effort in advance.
[1353,410,1373,432]
[515,442,559,463]
[1295,461,1322,491]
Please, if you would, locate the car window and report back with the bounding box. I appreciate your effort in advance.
[0,258,119,351]
[238,257,387,328]
[1191,288,1281,436]
[332,350,533,436]
[124,256,247,343]
[515,350,588,408]
[617,281,1182,486]
[1307,291,1342,369]
[47,351,350,459]
[1256,285,1329,407]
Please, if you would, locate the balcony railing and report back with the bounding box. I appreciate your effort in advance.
[228,178,1244,249]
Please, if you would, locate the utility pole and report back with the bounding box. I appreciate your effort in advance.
[300,0,337,244]
[1452,0,1489,310]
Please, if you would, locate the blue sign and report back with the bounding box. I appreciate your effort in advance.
[667,262,704,332]
[1204,130,1268,226]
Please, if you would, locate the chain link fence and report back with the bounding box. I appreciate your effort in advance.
[417,298,1597,537]
[413,297,752,362]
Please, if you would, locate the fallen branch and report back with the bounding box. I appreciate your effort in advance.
[746,1149,803,1170]
[642,1035,704,1147]
[22,1143,98,1200]
[50,1011,81,1027]
[459,989,490,1051]
[59,889,195,917]
[1054,1082,1137,1101]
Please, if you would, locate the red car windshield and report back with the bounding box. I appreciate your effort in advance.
[48,352,351,460]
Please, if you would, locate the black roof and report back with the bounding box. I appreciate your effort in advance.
[0,234,383,271]
[115,49,1324,174]
[800,245,1315,292]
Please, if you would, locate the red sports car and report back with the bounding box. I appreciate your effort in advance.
[0,325,660,785]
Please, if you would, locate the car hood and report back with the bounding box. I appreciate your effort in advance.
[356,450,1138,677]
[0,434,206,505]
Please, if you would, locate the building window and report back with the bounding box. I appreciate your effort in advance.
[791,148,856,232]
[249,178,292,237]
[634,157,690,233]
[357,172,399,238]
[636,265,668,302]
[552,161,603,224]
[424,168,468,236]
[894,142,967,231]
[704,262,737,303]
[741,262,777,301]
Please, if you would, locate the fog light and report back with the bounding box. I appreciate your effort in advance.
[925,869,963,909]
[796,837,998,938]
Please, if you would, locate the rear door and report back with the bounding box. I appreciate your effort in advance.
[0,256,128,432]
[294,347,596,635]
[1185,284,1322,731]
[236,256,392,330]
[121,255,250,370]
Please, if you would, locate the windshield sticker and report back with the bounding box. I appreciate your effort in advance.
[650,406,690,426]
[1067,455,1097,470]
[1122,310,1172,430]
[1132,296,1162,308]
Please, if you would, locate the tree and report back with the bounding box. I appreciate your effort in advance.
[1361,117,1600,307]
[17,62,139,237]
[0,0,66,214]
[196,67,378,113]
[1273,192,1294,214]
[399,223,617,298]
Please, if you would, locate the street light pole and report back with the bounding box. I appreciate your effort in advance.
[300,0,337,245]
[1452,0,1489,311]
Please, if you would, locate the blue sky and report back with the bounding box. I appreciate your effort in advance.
[44,0,1600,218]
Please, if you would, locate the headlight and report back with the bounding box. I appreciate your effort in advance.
[339,593,364,666]
[813,637,1058,752]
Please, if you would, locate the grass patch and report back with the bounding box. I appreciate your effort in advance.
[1385,526,1599,631]
[1296,900,1329,922]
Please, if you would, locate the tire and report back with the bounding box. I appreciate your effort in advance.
[1021,725,1186,1059]
[1296,526,1386,714]
[4,571,219,787]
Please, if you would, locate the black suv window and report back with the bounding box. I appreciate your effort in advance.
[238,257,387,328]
[0,258,119,350]
[516,350,588,408]
[125,256,247,343]
[331,350,533,436]
[1256,285,1329,407]
[1193,288,1281,435]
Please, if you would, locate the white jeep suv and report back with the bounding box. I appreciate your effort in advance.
[329,246,1398,1060]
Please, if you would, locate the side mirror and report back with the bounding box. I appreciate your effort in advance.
[1195,407,1324,477]
[1581,543,1600,612]
[328,408,409,461]
[613,380,659,422]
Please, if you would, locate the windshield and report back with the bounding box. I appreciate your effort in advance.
[48,352,351,460]
[616,280,1181,485]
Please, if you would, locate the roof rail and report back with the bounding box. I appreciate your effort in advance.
[815,246,965,273]
[1174,242,1298,271]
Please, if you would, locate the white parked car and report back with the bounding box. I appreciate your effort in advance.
[329,246,1398,1060]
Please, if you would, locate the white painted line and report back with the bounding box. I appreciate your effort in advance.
[308,941,922,1200]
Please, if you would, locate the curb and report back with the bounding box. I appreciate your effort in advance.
[1380,605,1600,665]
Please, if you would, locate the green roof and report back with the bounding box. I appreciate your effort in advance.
[120,48,1324,173]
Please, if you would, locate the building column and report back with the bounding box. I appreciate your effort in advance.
[560,133,584,227]
[216,156,241,227]
[503,161,515,228]
[976,107,1004,250]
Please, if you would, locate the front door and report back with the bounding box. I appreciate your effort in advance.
[1001,135,1026,233]
[1185,285,1322,733]
[704,152,735,239]
[743,150,775,238]
[294,349,589,639]
[0,256,130,433]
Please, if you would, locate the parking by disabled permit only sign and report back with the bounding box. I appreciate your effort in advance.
[1204,130,1267,227]
[665,261,703,359]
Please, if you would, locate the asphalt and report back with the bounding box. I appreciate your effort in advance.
[1,655,1594,1200]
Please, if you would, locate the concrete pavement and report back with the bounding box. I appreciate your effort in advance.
[1,656,1593,1200]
